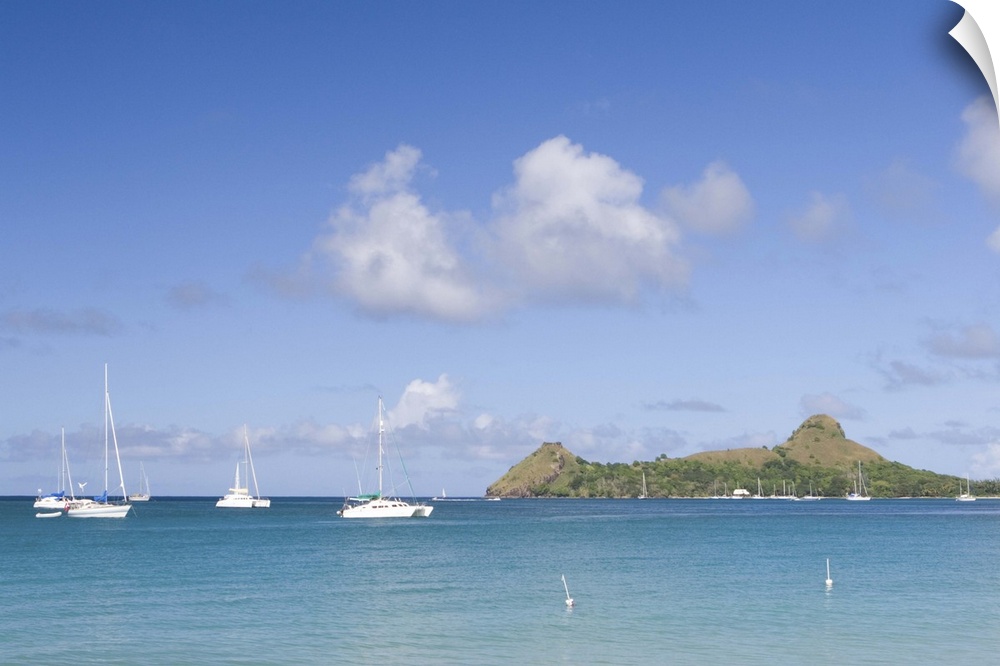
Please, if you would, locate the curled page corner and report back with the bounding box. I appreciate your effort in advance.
[950,0,1000,128]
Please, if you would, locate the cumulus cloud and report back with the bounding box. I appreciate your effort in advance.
[388,374,461,429]
[926,323,1000,359]
[492,136,688,304]
[0,308,122,336]
[954,96,1000,251]
[799,392,866,420]
[955,96,1000,199]
[988,226,1000,253]
[971,441,1000,477]
[309,145,489,322]
[299,138,760,321]
[661,160,754,235]
[787,191,851,243]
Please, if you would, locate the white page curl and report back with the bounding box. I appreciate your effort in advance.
[950,0,1000,126]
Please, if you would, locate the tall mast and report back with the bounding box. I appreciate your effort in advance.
[104,363,109,496]
[245,425,262,499]
[63,427,77,500]
[377,396,384,498]
[106,364,128,499]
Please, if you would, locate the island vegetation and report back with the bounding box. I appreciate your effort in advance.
[485,414,999,498]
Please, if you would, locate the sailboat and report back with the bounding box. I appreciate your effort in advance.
[129,461,151,502]
[845,461,871,501]
[34,428,94,516]
[800,481,821,500]
[956,474,976,502]
[638,471,648,499]
[34,428,72,511]
[66,365,132,518]
[338,396,433,518]
[216,426,270,508]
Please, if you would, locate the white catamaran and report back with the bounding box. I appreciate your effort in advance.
[216,426,270,508]
[338,396,432,518]
[66,365,132,518]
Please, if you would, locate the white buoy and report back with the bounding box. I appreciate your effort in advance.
[825,558,833,588]
[561,574,575,607]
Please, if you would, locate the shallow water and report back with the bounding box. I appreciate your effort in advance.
[3,497,998,664]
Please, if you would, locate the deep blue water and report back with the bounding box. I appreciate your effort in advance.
[3,497,999,664]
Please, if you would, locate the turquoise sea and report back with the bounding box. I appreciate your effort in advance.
[3,497,999,664]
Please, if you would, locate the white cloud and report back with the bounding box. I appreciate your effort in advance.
[388,374,461,429]
[492,136,688,303]
[661,160,754,235]
[954,96,1000,252]
[955,96,1000,199]
[787,191,850,243]
[799,392,866,420]
[301,138,765,320]
[988,226,1000,253]
[347,144,426,198]
[310,145,489,322]
[971,441,1000,478]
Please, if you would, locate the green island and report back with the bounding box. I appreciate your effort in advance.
[485,414,1000,498]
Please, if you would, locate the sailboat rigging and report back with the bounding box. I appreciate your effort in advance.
[338,395,432,518]
[66,365,132,518]
[845,460,871,501]
[216,425,270,508]
[956,474,976,502]
[129,461,151,502]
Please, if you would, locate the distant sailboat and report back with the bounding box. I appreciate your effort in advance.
[129,461,151,502]
[825,558,833,588]
[845,461,871,501]
[562,574,575,607]
[956,474,976,502]
[34,428,73,512]
[66,365,132,518]
[800,481,821,500]
[216,426,270,508]
[638,471,648,499]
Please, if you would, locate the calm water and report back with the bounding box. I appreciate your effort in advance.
[2,497,998,664]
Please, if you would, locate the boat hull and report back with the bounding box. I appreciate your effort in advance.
[339,498,432,518]
[216,494,270,508]
[33,497,67,510]
[66,502,131,518]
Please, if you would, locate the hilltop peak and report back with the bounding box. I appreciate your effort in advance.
[486,441,580,497]
[789,414,846,440]
[775,414,881,468]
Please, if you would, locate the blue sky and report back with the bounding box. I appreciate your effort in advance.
[2,1,999,497]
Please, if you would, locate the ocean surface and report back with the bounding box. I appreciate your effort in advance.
[3,497,998,665]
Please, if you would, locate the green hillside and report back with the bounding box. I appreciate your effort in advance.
[485,414,991,498]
